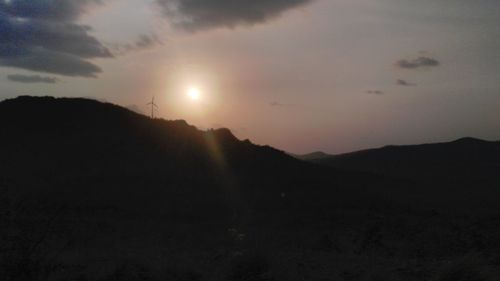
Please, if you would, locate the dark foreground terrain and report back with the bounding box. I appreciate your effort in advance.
[1,96,499,281]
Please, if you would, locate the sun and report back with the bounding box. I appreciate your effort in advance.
[187,87,201,101]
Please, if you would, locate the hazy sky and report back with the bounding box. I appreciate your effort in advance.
[1,0,500,153]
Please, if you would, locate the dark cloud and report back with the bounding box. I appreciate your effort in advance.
[0,0,103,22]
[396,79,416,86]
[0,46,103,77]
[0,18,112,58]
[395,56,440,69]
[7,74,57,84]
[0,0,111,77]
[366,90,384,95]
[157,0,313,31]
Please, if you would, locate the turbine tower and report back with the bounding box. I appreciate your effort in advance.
[147,96,158,118]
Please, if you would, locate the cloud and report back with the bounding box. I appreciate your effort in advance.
[0,0,111,77]
[111,34,163,55]
[134,34,162,49]
[156,0,313,32]
[0,0,103,22]
[366,90,384,95]
[0,0,315,75]
[0,46,104,77]
[7,74,57,83]
[395,56,440,69]
[396,79,416,86]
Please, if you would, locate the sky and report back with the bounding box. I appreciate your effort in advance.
[1,0,500,154]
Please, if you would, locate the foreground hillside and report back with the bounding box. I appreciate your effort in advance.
[0,96,499,281]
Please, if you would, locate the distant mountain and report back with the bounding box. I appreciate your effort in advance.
[290,151,332,161]
[309,138,500,211]
[312,137,500,179]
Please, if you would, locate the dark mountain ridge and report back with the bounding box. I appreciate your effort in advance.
[305,137,500,212]
[0,96,386,220]
[2,96,499,215]
[311,137,500,179]
[290,151,332,161]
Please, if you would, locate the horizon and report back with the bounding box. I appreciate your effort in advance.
[1,0,500,154]
[2,94,498,156]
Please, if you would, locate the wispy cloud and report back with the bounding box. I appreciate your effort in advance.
[110,34,163,55]
[396,79,416,86]
[7,74,58,84]
[366,90,384,95]
[395,56,440,69]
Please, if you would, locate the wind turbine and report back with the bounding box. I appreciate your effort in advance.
[147,96,158,118]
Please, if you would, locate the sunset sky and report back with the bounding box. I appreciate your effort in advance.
[1,0,500,153]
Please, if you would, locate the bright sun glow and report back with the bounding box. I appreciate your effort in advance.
[187,87,201,101]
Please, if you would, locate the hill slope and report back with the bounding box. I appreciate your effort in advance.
[313,137,500,179]
[310,138,500,211]
[0,96,383,219]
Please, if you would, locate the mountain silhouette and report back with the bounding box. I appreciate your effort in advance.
[307,138,500,212]
[0,96,387,220]
[309,137,500,179]
[2,96,498,215]
[290,151,332,161]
